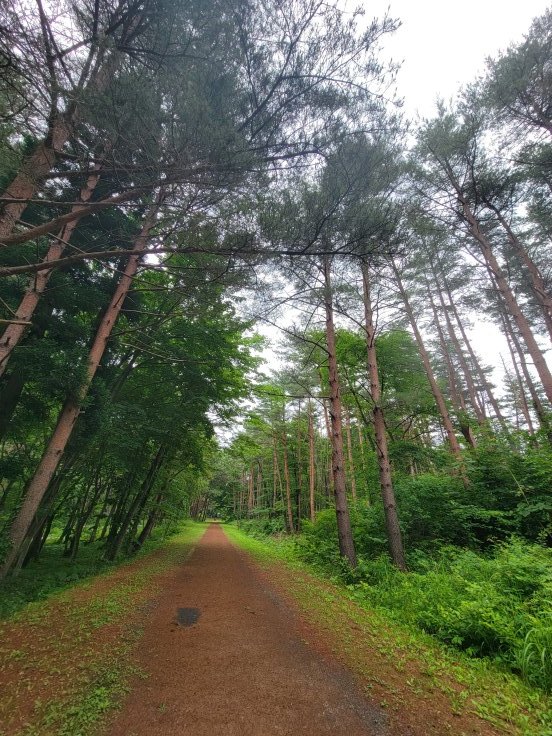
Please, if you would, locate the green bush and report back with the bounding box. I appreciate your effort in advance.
[296,510,552,692]
[351,541,552,692]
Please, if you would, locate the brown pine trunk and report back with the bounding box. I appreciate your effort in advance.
[0,199,160,577]
[430,273,486,423]
[356,419,370,505]
[440,271,509,430]
[247,465,254,516]
[362,262,407,571]
[322,256,356,567]
[344,407,357,501]
[0,118,71,241]
[483,200,552,342]
[427,286,476,448]
[392,261,463,459]
[308,400,316,522]
[0,164,103,376]
[0,41,118,242]
[295,402,302,530]
[459,198,552,405]
[500,310,545,434]
[281,422,295,533]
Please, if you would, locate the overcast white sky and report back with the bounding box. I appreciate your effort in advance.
[369,0,552,119]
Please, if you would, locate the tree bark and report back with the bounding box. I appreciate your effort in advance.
[459,197,552,405]
[0,118,71,241]
[344,407,357,501]
[440,270,509,430]
[0,163,103,375]
[322,256,356,567]
[392,261,463,459]
[482,199,552,343]
[427,285,476,448]
[308,400,316,522]
[430,271,486,423]
[362,262,407,571]
[281,420,295,533]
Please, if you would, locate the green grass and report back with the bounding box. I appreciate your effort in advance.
[0,525,196,620]
[226,524,552,736]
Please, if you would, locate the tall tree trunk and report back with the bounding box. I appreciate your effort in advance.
[362,262,407,571]
[459,197,552,404]
[322,256,356,567]
[308,400,316,522]
[135,492,164,550]
[0,164,103,376]
[429,272,486,423]
[0,117,72,241]
[344,407,357,501]
[247,465,254,516]
[295,402,302,530]
[440,270,508,430]
[392,261,463,459]
[281,421,295,533]
[0,198,160,577]
[427,286,476,448]
[482,200,552,342]
[501,311,548,433]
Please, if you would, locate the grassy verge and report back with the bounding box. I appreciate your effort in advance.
[226,524,552,736]
[0,521,206,736]
[0,527,193,620]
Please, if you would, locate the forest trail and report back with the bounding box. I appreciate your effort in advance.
[107,522,388,736]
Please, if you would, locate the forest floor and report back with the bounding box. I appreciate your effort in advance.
[0,522,548,736]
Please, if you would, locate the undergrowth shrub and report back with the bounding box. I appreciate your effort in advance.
[296,510,552,692]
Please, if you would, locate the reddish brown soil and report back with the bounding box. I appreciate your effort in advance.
[108,523,389,736]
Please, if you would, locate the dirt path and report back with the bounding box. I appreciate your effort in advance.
[108,522,388,736]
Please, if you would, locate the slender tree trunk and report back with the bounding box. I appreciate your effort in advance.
[392,261,463,459]
[430,272,486,422]
[106,444,167,560]
[427,286,476,448]
[247,465,254,516]
[322,256,356,566]
[308,400,316,523]
[460,199,552,404]
[344,408,357,501]
[362,262,407,571]
[0,164,103,376]
[483,201,552,342]
[440,272,508,430]
[281,421,295,533]
[500,311,545,433]
[295,402,302,530]
[0,117,72,241]
[135,491,165,550]
[0,198,160,577]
